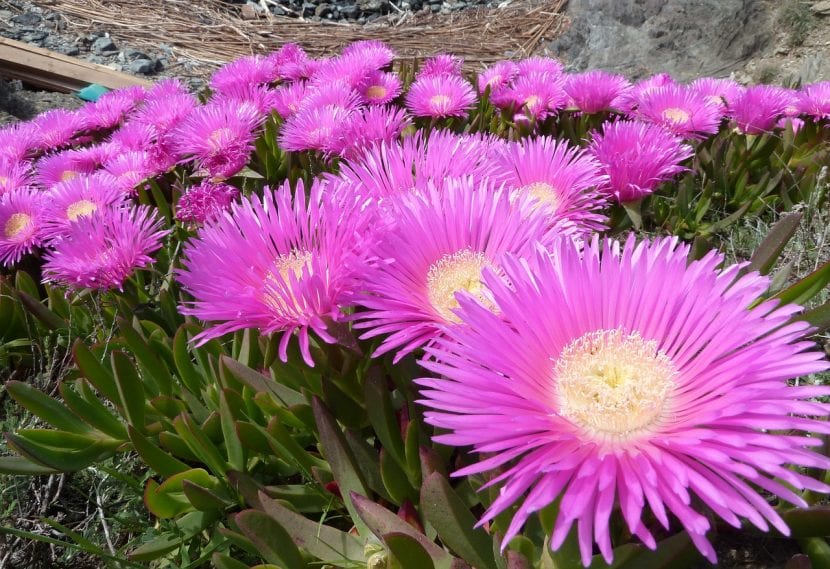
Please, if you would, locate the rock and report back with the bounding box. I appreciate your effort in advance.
[21,31,48,43]
[124,48,149,60]
[11,12,41,26]
[91,35,117,54]
[548,0,774,81]
[61,46,80,56]
[129,58,155,74]
[339,4,358,17]
[357,0,388,11]
[811,0,830,15]
[796,55,830,84]
[315,3,332,16]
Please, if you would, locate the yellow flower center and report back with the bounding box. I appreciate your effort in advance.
[519,181,560,213]
[263,250,313,311]
[365,85,388,100]
[61,170,78,182]
[662,107,690,124]
[4,212,31,239]
[554,329,675,443]
[66,199,97,221]
[524,95,541,112]
[208,127,233,150]
[429,94,451,112]
[426,250,495,323]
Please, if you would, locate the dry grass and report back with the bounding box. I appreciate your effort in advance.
[30,0,568,74]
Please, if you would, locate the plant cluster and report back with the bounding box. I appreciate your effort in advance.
[1,40,830,569]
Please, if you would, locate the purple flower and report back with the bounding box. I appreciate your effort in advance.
[798,81,830,120]
[405,75,476,119]
[634,84,723,139]
[729,85,797,134]
[563,70,632,113]
[417,235,830,566]
[0,187,45,267]
[42,173,126,240]
[175,180,239,225]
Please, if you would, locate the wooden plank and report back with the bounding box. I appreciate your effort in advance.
[0,37,152,93]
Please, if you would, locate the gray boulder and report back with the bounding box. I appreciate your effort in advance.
[548,0,774,80]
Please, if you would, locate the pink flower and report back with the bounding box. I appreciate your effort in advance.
[330,105,411,160]
[798,81,830,120]
[279,105,354,154]
[617,72,675,112]
[43,205,168,291]
[589,120,693,203]
[102,151,158,194]
[272,82,309,119]
[416,54,464,79]
[357,71,403,105]
[268,42,313,81]
[635,84,724,139]
[0,187,45,266]
[690,77,743,110]
[35,151,97,188]
[32,109,85,149]
[563,70,632,113]
[210,83,280,119]
[311,53,378,90]
[0,123,39,163]
[77,85,146,130]
[175,180,239,225]
[42,173,126,240]
[174,101,262,179]
[210,55,278,94]
[341,40,396,70]
[417,235,830,566]
[505,73,568,120]
[352,178,557,362]
[477,60,519,95]
[729,85,797,134]
[516,56,563,78]
[495,136,609,235]
[176,179,375,366]
[405,75,476,119]
[0,159,34,196]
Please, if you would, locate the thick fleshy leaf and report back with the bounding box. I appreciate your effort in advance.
[5,432,119,471]
[128,425,190,477]
[365,370,407,470]
[111,350,146,429]
[73,340,119,404]
[746,212,802,276]
[386,532,438,569]
[212,553,252,569]
[0,456,60,475]
[5,380,90,434]
[119,317,173,396]
[774,259,830,306]
[235,509,305,568]
[257,492,365,565]
[128,511,221,561]
[59,381,128,440]
[613,531,702,569]
[420,472,499,569]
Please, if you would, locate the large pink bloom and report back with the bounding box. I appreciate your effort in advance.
[418,236,830,566]
[0,187,46,267]
[405,75,476,119]
[589,120,693,203]
[176,179,375,366]
[563,70,631,113]
[42,205,168,291]
[495,136,609,235]
[42,173,126,240]
[352,178,557,362]
[798,81,830,120]
[634,84,723,139]
[728,85,797,135]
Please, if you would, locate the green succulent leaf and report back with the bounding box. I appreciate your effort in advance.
[386,532,438,569]
[0,455,60,475]
[128,425,190,477]
[420,472,499,569]
[5,380,91,434]
[212,553,253,569]
[128,510,221,561]
[746,211,802,276]
[774,259,830,307]
[111,350,146,429]
[235,509,306,568]
[73,340,119,403]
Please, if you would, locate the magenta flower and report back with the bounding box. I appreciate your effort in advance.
[107,121,155,152]
[477,60,519,95]
[102,151,158,195]
[515,56,563,78]
[617,72,675,112]
[311,53,378,90]
[505,73,568,120]
[210,83,280,119]
[35,151,96,188]
[729,85,796,134]
[341,40,396,70]
[798,81,830,120]
[210,55,278,94]
[405,75,476,119]
[175,179,239,225]
[0,159,34,196]
[563,70,631,113]
[635,84,723,139]
[43,205,168,291]
[416,54,464,79]
[352,178,556,362]
[0,187,45,267]
[690,77,742,110]
[589,120,693,203]
[0,123,39,163]
[334,130,501,199]
[279,105,354,154]
[77,85,146,130]
[417,235,830,566]
[42,173,126,240]
[496,136,609,235]
[134,83,197,136]
[272,82,309,119]
[176,179,375,366]
[268,42,313,81]
[358,71,403,105]
[301,82,362,113]
[32,109,85,149]
[174,101,261,179]
[330,105,411,160]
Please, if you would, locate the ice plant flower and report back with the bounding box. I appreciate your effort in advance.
[589,120,693,203]
[690,77,743,110]
[417,236,830,566]
[77,85,146,130]
[516,56,563,78]
[42,205,168,291]
[352,178,556,362]
[563,70,631,113]
[798,81,830,120]
[634,84,723,139]
[477,60,519,106]
[617,72,675,112]
[176,179,374,366]
[35,151,97,188]
[31,109,85,149]
[0,159,33,196]
[341,40,396,70]
[0,123,39,163]
[279,105,354,154]
[211,83,280,119]
[269,42,313,81]
[358,71,403,105]
[496,136,608,234]
[506,73,568,120]
[0,187,45,267]
[175,179,239,225]
[210,55,278,94]
[729,85,796,135]
[174,101,262,179]
[330,105,411,160]
[405,75,477,119]
[42,173,125,240]
[416,54,464,79]
[272,81,309,119]
[103,151,158,195]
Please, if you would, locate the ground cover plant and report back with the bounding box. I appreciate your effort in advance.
[1,41,830,569]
